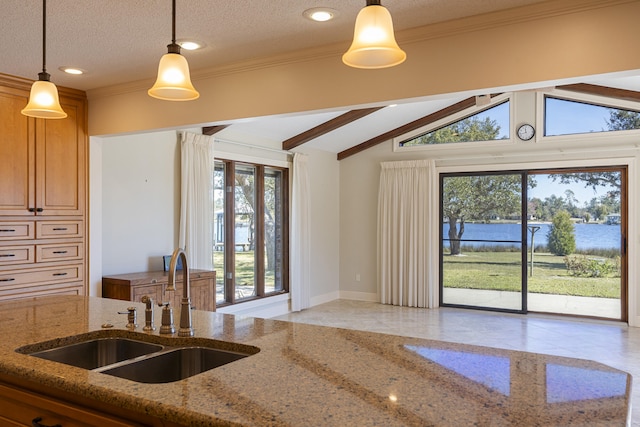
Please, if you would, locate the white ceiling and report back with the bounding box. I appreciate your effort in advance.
[3,0,639,153]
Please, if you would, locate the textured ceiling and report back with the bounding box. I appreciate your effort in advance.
[3,0,639,152]
[2,0,549,91]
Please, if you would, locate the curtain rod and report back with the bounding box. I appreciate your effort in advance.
[213,137,293,156]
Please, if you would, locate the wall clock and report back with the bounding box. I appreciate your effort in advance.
[517,123,535,141]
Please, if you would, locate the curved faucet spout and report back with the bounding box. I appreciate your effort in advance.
[167,247,194,337]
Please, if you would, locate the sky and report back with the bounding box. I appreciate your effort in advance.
[528,174,613,206]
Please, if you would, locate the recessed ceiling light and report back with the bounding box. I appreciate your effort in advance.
[59,67,86,75]
[388,104,398,108]
[177,39,205,51]
[303,8,338,22]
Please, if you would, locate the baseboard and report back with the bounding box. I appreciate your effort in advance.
[339,291,378,302]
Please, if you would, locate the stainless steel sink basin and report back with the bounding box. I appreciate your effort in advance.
[17,331,259,383]
[99,346,250,383]
[29,338,164,369]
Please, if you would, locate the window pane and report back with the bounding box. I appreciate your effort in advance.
[265,167,284,293]
[235,164,256,300]
[213,162,225,304]
[401,100,510,146]
[545,96,640,136]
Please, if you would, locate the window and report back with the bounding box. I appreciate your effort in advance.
[400,100,510,146]
[545,96,640,136]
[213,159,289,306]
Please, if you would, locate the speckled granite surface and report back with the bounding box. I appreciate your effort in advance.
[0,296,631,426]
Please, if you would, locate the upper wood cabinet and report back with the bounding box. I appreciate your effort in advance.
[0,84,85,216]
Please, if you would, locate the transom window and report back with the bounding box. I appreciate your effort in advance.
[400,100,510,146]
[213,159,289,306]
[544,96,640,136]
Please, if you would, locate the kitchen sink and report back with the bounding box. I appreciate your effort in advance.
[99,346,250,383]
[17,331,259,383]
[29,338,164,369]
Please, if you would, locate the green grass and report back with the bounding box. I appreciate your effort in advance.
[443,250,620,298]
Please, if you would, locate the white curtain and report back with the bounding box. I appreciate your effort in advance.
[291,153,311,311]
[378,159,434,308]
[178,131,214,270]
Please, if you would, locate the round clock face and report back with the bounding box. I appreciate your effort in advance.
[517,124,535,141]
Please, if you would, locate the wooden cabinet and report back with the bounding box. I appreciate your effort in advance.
[0,378,183,427]
[0,74,87,301]
[102,270,216,311]
[0,383,137,427]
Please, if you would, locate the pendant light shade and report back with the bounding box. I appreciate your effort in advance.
[148,0,199,101]
[342,0,406,69]
[22,0,67,119]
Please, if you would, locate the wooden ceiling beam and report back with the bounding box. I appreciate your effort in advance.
[557,83,640,103]
[282,107,384,151]
[202,125,230,136]
[337,97,478,161]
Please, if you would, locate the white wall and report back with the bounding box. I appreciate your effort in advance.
[101,131,181,276]
[94,130,341,317]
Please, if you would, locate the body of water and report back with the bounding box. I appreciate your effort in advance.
[444,222,621,250]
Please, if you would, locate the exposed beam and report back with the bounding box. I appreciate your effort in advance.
[282,107,384,151]
[202,125,230,136]
[337,97,478,160]
[557,83,640,103]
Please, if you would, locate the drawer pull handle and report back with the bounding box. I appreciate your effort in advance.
[32,417,62,427]
[0,254,15,257]
[53,272,68,276]
[53,251,68,254]
[0,229,16,232]
[0,278,15,282]
[52,227,68,231]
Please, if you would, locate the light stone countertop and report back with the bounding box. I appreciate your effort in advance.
[0,296,632,426]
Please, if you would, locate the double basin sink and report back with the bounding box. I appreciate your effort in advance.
[16,330,259,384]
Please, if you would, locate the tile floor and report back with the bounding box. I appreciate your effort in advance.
[274,299,640,426]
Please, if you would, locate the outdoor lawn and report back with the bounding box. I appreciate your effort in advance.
[443,250,620,298]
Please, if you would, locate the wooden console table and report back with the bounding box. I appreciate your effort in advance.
[102,269,216,311]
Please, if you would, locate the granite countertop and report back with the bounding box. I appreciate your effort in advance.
[0,296,631,426]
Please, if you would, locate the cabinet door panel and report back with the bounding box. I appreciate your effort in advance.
[36,97,85,216]
[0,90,34,215]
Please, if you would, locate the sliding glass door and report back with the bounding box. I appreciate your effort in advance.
[440,173,527,312]
[440,167,626,320]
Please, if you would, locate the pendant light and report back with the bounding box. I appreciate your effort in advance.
[342,0,406,69]
[21,0,67,119]
[148,0,199,101]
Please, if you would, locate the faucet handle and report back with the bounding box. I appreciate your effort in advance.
[158,302,176,335]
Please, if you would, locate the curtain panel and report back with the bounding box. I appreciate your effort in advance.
[291,152,311,311]
[178,131,214,270]
[378,159,433,308]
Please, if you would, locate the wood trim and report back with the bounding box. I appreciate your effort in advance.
[282,107,384,150]
[202,125,230,136]
[337,97,477,160]
[557,83,640,103]
[255,166,265,297]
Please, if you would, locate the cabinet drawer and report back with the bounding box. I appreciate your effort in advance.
[0,383,136,427]
[36,221,83,239]
[0,245,34,266]
[36,243,83,262]
[0,264,83,288]
[0,222,34,241]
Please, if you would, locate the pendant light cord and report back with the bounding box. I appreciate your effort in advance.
[171,0,176,44]
[41,0,48,78]
[167,0,180,54]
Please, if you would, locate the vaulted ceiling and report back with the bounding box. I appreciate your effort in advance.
[3,0,640,157]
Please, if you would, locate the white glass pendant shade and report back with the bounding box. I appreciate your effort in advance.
[342,4,406,69]
[21,79,67,119]
[148,52,200,101]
